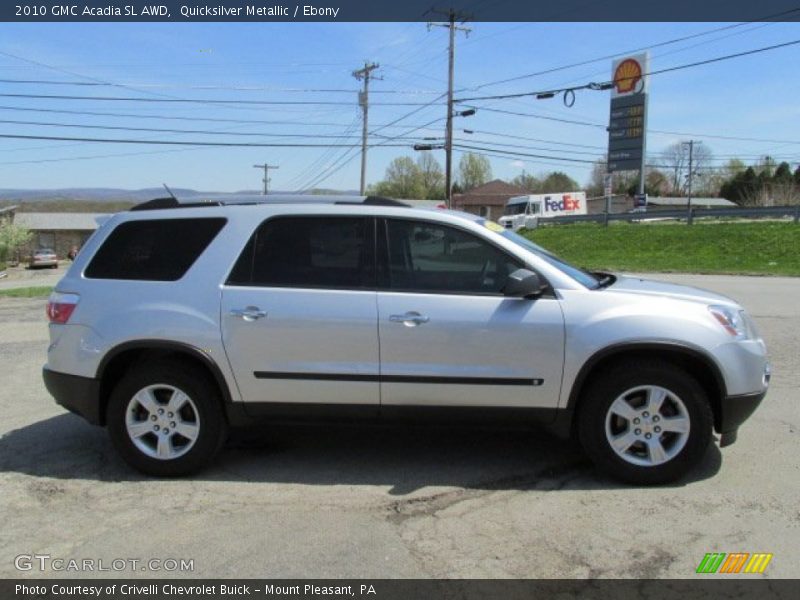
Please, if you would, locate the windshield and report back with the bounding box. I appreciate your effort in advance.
[504,203,527,216]
[478,219,601,289]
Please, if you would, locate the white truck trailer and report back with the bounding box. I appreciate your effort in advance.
[498,192,587,231]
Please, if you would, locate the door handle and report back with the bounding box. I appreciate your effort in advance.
[389,312,430,326]
[230,306,267,321]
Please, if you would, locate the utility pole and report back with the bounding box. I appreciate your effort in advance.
[683,140,700,225]
[253,163,279,195]
[429,8,471,208]
[352,62,380,196]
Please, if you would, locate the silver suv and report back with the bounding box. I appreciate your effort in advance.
[43,195,770,483]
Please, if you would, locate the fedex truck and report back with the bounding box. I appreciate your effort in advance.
[498,192,587,230]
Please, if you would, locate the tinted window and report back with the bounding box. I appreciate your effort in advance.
[85,218,226,281]
[228,217,374,289]
[384,219,521,294]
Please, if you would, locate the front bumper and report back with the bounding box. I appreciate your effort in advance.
[717,390,766,447]
[43,366,102,425]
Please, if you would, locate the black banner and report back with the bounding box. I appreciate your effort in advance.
[3,0,800,22]
[4,579,800,600]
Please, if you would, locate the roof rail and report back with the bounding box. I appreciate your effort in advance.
[129,194,410,211]
[335,196,409,207]
[130,197,221,211]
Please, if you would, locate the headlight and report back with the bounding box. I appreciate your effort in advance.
[708,305,748,339]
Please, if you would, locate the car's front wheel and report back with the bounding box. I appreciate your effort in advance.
[106,360,228,476]
[578,360,713,485]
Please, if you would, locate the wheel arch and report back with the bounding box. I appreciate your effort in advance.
[566,342,728,435]
[96,340,233,425]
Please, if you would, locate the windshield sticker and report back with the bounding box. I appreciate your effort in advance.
[484,220,505,233]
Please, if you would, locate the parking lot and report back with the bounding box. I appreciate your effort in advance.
[0,273,797,579]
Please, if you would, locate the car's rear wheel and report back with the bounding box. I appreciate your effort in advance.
[106,360,227,476]
[578,360,712,485]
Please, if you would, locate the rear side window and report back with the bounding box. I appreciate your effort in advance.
[227,216,374,289]
[85,218,226,281]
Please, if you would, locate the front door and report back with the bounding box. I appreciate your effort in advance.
[377,218,565,409]
[221,215,380,410]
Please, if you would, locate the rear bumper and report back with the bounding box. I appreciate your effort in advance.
[43,367,102,425]
[717,390,766,447]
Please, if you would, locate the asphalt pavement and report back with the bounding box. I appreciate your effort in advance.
[0,273,797,579]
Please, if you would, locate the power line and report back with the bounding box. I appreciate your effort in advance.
[0,117,432,140]
[298,116,446,192]
[462,8,800,91]
[0,93,444,107]
[463,128,607,150]
[369,93,447,136]
[0,78,440,95]
[453,142,598,164]
[0,133,413,148]
[456,147,595,172]
[456,38,800,104]
[467,105,800,146]
[464,105,605,128]
[284,115,361,188]
[454,137,605,156]
[0,104,442,130]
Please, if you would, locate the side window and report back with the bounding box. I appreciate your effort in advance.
[227,216,374,289]
[85,218,226,281]
[384,219,522,295]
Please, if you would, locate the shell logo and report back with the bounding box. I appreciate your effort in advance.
[613,58,643,94]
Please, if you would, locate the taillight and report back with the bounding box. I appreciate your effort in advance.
[47,292,80,324]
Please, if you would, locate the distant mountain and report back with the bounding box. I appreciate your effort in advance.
[0,187,360,202]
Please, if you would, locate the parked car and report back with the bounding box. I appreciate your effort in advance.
[42,195,770,483]
[29,248,58,269]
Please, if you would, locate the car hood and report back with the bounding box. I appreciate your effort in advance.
[608,275,738,307]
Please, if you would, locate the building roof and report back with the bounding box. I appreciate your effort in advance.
[452,179,529,207]
[14,212,111,231]
[646,197,736,207]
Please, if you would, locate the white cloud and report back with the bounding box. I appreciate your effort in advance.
[510,160,525,169]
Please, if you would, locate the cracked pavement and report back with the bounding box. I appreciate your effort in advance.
[0,274,797,578]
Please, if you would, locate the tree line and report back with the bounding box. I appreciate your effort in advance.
[368,152,580,199]
[586,142,800,205]
[368,144,799,206]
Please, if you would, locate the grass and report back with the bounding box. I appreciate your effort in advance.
[0,286,53,298]
[523,221,800,276]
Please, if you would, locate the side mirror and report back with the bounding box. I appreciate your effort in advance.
[504,268,546,299]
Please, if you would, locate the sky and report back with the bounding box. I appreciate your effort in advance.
[0,20,799,193]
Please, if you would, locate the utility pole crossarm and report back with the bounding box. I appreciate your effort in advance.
[352,61,381,196]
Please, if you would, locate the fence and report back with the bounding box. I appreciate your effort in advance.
[544,204,800,226]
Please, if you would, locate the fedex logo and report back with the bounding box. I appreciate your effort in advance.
[544,195,581,213]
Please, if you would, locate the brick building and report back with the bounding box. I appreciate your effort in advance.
[13,212,110,259]
[451,180,529,221]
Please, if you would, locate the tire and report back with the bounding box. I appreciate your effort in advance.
[577,359,712,485]
[106,359,228,476]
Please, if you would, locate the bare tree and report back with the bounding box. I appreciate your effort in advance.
[660,142,713,195]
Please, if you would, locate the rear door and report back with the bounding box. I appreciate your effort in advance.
[376,217,565,410]
[221,215,380,412]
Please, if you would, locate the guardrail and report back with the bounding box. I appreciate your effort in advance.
[542,204,800,226]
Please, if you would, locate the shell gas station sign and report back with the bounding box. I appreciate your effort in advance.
[607,53,649,173]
